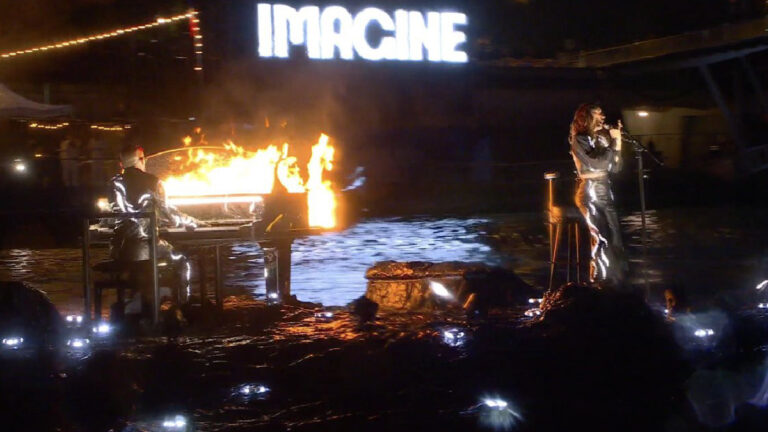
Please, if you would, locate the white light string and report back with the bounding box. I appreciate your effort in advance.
[0,10,198,60]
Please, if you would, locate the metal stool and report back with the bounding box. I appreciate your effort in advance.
[545,172,584,290]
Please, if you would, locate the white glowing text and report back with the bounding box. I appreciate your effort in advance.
[257,3,468,63]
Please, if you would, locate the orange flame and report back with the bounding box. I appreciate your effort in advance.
[307,134,336,229]
[161,134,336,228]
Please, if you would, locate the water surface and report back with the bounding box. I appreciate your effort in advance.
[2,208,768,431]
[1,209,767,312]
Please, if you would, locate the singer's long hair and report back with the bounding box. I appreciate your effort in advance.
[569,103,600,144]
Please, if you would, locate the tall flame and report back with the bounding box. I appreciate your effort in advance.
[161,134,336,228]
[307,134,336,228]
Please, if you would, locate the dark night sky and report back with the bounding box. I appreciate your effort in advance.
[0,0,763,62]
[0,0,764,169]
[0,0,763,119]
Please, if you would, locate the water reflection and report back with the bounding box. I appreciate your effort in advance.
[1,210,768,314]
[0,210,766,431]
[227,217,498,305]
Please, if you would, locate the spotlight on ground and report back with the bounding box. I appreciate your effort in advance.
[314,311,334,320]
[161,415,188,430]
[483,398,509,410]
[234,383,271,402]
[240,384,270,395]
[694,328,715,338]
[66,338,90,349]
[475,396,524,430]
[2,337,23,349]
[429,280,453,299]
[524,308,542,318]
[672,310,727,350]
[92,322,112,336]
[442,328,467,347]
[66,315,84,326]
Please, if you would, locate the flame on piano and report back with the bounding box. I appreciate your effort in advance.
[148,133,337,229]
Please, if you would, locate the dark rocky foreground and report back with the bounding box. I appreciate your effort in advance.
[2,280,768,432]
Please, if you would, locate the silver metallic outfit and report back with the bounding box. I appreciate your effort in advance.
[570,131,627,284]
[108,167,197,301]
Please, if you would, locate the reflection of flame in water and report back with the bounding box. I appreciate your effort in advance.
[161,134,336,228]
[272,314,361,341]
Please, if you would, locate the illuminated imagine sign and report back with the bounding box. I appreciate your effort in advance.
[257,3,468,63]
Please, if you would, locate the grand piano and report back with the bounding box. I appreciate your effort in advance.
[83,145,333,324]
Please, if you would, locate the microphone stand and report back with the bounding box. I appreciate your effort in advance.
[622,131,663,293]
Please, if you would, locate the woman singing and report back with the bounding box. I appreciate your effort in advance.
[569,103,627,286]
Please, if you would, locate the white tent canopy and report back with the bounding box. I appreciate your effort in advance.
[0,83,72,119]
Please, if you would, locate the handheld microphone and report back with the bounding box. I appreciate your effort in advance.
[601,122,640,148]
[604,123,634,138]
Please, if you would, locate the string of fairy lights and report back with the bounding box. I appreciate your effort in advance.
[91,124,132,132]
[0,10,203,73]
[188,14,204,72]
[27,122,131,132]
[4,10,203,131]
[28,122,70,130]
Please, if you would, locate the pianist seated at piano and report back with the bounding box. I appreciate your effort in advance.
[107,143,202,317]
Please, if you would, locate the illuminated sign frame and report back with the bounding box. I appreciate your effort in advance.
[257,3,468,63]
